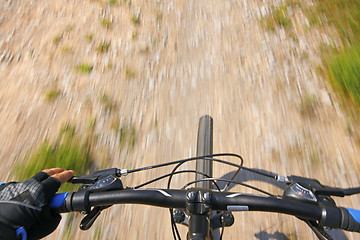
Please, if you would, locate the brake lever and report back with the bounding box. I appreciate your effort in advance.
[80,206,110,230]
[76,174,123,230]
[303,219,334,240]
[70,176,97,184]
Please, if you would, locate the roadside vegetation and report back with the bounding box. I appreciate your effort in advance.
[96,41,111,53]
[14,124,96,191]
[100,17,112,29]
[53,33,63,45]
[317,0,360,110]
[76,62,93,73]
[262,0,360,116]
[261,4,292,31]
[131,14,140,25]
[125,67,135,79]
[45,88,61,101]
[110,118,137,150]
[327,46,360,106]
[99,93,117,112]
[300,93,318,118]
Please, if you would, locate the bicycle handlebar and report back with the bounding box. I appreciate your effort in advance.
[50,189,360,233]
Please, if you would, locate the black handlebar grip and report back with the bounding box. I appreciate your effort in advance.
[340,207,360,232]
[56,200,71,213]
[320,206,360,233]
[51,192,89,213]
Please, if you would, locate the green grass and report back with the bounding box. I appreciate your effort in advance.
[62,45,73,54]
[302,7,321,26]
[300,94,318,117]
[108,0,116,6]
[86,33,94,42]
[87,117,96,132]
[76,63,93,73]
[119,125,137,149]
[123,0,131,6]
[125,67,135,79]
[128,127,136,148]
[132,31,138,40]
[152,38,158,48]
[28,48,35,57]
[45,89,61,101]
[314,0,360,46]
[99,93,116,112]
[96,41,110,53]
[92,227,101,240]
[154,116,158,128]
[107,61,113,69]
[139,46,149,54]
[261,4,292,31]
[309,149,321,165]
[53,33,63,45]
[155,10,162,23]
[273,5,291,28]
[263,17,276,31]
[101,18,112,28]
[63,213,77,239]
[131,14,140,25]
[110,119,137,150]
[312,0,360,108]
[327,46,360,106]
[14,124,95,191]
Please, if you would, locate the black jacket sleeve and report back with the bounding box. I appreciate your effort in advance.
[0,221,17,240]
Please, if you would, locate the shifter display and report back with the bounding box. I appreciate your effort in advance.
[89,175,124,192]
[283,183,318,203]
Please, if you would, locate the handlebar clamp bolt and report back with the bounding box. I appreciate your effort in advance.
[203,192,210,201]
[187,191,195,200]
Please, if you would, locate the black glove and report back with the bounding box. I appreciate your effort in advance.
[0,172,62,240]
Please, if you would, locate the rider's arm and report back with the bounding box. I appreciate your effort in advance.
[0,168,74,240]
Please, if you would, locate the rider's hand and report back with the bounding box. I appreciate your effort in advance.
[0,168,74,240]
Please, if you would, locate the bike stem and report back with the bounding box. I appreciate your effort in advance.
[186,188,212,240]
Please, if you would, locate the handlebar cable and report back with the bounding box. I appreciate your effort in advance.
[166,154,244,240]
[126,153,280,192]
[119,154,242,240]
[121,153,281,240]
[165,154,243,240]
[127,153,244,175]
[166,154,244,190]
[133,170,221,190]
[182,178,275,197]
[240,166,278,179]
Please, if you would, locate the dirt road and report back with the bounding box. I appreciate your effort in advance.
[1,0,359,239]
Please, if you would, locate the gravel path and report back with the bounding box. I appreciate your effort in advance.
[0,0,359,239]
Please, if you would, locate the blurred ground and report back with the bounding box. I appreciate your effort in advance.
[1,0,360,239]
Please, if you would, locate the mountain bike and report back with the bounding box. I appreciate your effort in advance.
[50,115,360,240]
